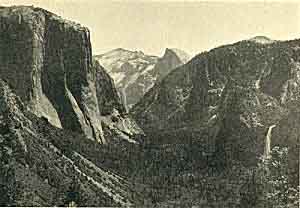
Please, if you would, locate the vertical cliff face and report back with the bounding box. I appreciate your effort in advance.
[42,9,104,142]
[0,6,143,206]
[92,59,142,143]
[92,59,126,116]
[0,6,139,143]
[153,48,191,82]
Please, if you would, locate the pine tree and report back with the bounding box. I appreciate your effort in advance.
[0,135,16,206]
[63,177,88,207]
[255,146,299,208]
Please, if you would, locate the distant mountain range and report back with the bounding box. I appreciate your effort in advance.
[94,48,190,109]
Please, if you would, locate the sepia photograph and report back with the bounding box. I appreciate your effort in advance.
[0,0,299,207]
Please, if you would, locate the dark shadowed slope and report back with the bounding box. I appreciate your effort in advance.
[131,36,299,181]
[0,79,141,206]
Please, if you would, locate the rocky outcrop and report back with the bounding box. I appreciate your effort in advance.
[0,79,140,206]
[95,48,190,109]
[131,37,300,166]
[92,59,126,116]
[92,59,142,143]
[153,48,190,82]
[0,6,140,143]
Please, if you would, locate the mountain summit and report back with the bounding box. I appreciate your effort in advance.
[248,36,274,44]
[95,48,190,109]
[152,48,191,82]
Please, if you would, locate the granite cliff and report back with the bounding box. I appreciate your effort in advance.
[0,6,140,144]
[0,6,143,206]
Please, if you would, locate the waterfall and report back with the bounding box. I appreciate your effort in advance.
[264,124,276,158]
[120,87,128,112]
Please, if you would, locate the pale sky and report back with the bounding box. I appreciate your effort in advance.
[0,0,299,57]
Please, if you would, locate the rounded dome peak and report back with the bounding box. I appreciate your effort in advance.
[249,36,274,44]
[163,48,191,63]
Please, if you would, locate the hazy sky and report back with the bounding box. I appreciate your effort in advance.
[0,0,299,57]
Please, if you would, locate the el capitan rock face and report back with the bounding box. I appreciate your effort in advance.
[131,37,300,166]
[0,6,142,206]
[0,6,140,144]
[95,48,190,109]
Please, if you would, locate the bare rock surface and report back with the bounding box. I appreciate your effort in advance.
[0,6,140,144]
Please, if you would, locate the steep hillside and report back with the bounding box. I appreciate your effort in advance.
[0,79,141,206]
[95,48,190,109]
[0,6,140,144]
[131,37,299,181]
